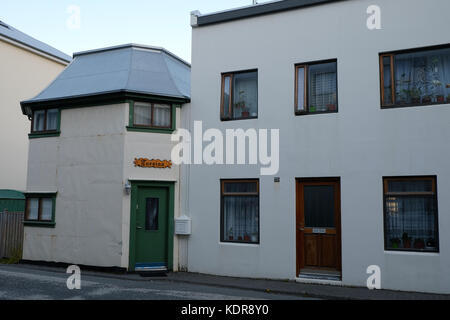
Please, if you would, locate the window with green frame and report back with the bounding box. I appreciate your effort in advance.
[127,100,177,133]
[29,108,60,138]
[24,194,56,227]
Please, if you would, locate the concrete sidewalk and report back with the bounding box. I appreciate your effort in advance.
[7,263,450,300]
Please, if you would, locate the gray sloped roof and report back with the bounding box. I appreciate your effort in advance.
[21,44,190,108]
[0,20,71,63]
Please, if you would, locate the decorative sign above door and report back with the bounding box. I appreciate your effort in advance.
[134,158,172,169]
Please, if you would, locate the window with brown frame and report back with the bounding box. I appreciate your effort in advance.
[25,196,56,224]
[380,45,450,108]
[31,108,59,133]
[295,60,338,114]
[133,102,172,128]
[220,70,258,120]
[383,176,439,252]
[221,180,259,244]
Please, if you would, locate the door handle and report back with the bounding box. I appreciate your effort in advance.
[136,226,143,230]
[298,227,304,231]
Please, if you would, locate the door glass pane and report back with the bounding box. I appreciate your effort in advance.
[134,102,152,126]
[296,67,305,112]
[27,198,39,220]
[304,185,335,228]
[33,110,45,132]
[308,62,337,112]
[153,104,171,127]
[387,179,433,193]
[232,71,258,119]
[222,75,231,118]
[46,109,58,131]
[41,198,53,221]
[223,181,257,193]
[145,198,159,231]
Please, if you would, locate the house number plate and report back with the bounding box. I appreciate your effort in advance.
[312,228,326,234]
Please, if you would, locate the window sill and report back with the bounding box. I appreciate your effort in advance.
[295,110,338,116]
[24,221,55,228]
[384,248,439,254]
[381,101,450,109]
[126,126,175,134]
[220,116,258,122]
[28,131,60,139]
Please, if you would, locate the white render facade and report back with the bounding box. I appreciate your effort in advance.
[186,0,450,294]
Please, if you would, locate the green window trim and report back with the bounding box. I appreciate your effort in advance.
[29,108,61,139]
[28,131,61,139]
[126,100,177,134]
[24,193,57,228]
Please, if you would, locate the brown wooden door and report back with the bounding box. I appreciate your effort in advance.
[296,179,341,276]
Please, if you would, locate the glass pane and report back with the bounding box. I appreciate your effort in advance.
[382,56,393,105]
[222,76,231,118]
[232,71,258,119]
[145,198,159,231]
[27,198,39,220]
[134,102,152,126]
[224,181,258,193]
[46,109,58,131]
[223,195,259,243]
[394,47,450,105]
[33,110,45,132]
[304,185,335,228]
[296,67,305,112]
[308,62,337,112]
[385,196,437,251]
[387,179,433,193]
[153,104,171,127]
[40,198,53,221]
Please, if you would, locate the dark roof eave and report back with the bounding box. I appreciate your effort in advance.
[20,90,190,115]
[195,0,345,27]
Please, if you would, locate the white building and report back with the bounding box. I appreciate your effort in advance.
[20,44,190,272]
[186,0,450,294]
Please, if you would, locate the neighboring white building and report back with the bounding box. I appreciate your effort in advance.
[186,0,450,293]
[0,20,71,192]
[20,44,190,272]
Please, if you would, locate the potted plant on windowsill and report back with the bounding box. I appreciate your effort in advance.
[228,228,234,241]
[446,94,450,103]
[326,104,336,111]
[409,88,421,104]
[309,105,316,112]
[241,107,250,118]
[243,233,250,242]
[414,238,425,250]
[436,95,445,103]
[390,237,401,249]
[402,232,412,249]
[426,238,436,249]
[422,95,432,104]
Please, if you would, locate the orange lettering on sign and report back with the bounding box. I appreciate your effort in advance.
[133,158,172,169]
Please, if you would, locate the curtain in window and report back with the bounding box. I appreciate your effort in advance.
[153,104,171,127]
[233,72,258,118]
[308,62,337,112]
[46,109,58,131]
[223,196,259,242]
[134,103,151,126]
[27,198,39,220]
[40,198,53,221]
[33,111,45,131]
[385,196,437,249]
[395,48,450,103]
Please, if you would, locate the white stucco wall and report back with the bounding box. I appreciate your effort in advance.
[188,0,450,293]
[0,40,67,191]
[24,103,183,270]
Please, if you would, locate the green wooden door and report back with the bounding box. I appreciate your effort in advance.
[134,187,169,271]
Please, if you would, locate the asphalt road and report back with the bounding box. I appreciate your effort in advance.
[0,264,314,300]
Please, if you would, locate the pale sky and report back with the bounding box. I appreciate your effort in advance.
[0,0,271,62]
